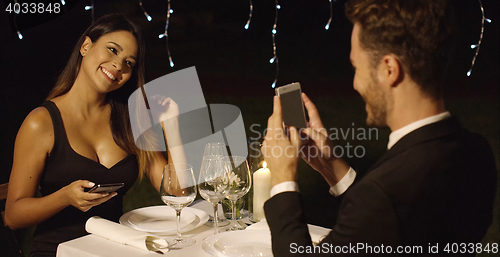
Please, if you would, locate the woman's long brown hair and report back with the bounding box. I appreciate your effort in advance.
[46,14,154,178]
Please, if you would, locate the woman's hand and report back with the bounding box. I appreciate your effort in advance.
[149,95,179,124]
[63,180,117,212]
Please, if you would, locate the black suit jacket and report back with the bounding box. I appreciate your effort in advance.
[264,117,497,256]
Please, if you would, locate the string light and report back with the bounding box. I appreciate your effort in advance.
[85,0,94,22]
[61,0,66,5]
[467,0,491,77]
[325,0,333,30]
[159,0,174,67]
[244,0,253,29]
[139,0,152,22]
[270,0,279,88]
[13,0,23,39]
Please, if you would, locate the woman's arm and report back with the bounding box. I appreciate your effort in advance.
[5,108,115,229]
[145,114,187,192]
[145,97,187,192]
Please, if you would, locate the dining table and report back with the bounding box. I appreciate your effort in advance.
[56,200,237,257]
[57,200,331,257]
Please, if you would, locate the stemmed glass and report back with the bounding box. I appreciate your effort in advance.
[204,142,227,156]
[160,163,197,249]
[222,156,252,231]
[198,155,230,234]
[202,142,230,227]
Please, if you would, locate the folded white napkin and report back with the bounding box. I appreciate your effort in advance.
[246,219,331,244]
[86,216,169,253]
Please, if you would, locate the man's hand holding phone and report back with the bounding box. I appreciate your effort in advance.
[271,86,338,180]
[262,96,303,187]
[300,93,351,186]
[265,83,351,188]
[275,82,307,130]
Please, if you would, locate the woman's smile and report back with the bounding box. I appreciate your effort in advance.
[100,67,117,82]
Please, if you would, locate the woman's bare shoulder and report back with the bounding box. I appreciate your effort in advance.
[16,106,54,152]
[21,107,53,133]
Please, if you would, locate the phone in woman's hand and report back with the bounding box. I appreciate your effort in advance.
[85,183,124,193]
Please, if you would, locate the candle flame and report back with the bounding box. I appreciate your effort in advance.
[263,161,267,168]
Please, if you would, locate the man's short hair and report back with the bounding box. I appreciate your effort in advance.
[345,0,455,98]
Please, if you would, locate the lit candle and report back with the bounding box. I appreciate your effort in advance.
[253,161,271,221]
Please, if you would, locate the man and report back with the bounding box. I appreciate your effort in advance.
[262,0,497,256]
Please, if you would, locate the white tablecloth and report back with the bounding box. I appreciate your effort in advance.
[56,200,223,257]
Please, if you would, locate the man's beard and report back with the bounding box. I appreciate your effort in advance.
[362,78,388,127]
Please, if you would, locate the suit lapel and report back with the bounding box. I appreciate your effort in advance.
[368,116,462,172]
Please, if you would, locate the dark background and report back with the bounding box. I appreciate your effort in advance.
[1,0,498,182]
[0,0,499,254]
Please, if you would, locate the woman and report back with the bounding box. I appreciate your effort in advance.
[5,14,183,256]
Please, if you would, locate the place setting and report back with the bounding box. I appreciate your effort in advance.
[82,141,329,256]
[199,145,270,257]
[83,162,206,254]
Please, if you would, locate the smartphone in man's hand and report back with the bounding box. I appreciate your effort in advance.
[275,82,307,130]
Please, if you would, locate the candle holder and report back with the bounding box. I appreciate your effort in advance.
[248,141,271,223]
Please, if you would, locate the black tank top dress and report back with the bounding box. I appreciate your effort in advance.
[30,101,138,257]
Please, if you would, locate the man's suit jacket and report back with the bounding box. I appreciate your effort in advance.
[264,117,497,256]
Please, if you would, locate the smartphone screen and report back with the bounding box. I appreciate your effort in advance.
[276,83,307,129]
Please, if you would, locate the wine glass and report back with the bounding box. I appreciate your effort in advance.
[160,163,197,249]
[202,142,230,227]
[198,155,230,234]
[204,142,228,157]
[222,156,252,231]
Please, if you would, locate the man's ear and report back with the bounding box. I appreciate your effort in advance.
[378,55,402,88]
[80,36,92,57]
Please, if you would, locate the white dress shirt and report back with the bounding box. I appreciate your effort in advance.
[270,111,452,197]
[387,112,451,149]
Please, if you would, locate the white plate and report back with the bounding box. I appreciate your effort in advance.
[246,220,331,244]
[120,206,209,234]
[124,206,196,232]
[307,224,331,243]
[202,230,272,257]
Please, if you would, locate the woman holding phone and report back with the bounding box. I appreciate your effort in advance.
[5,14,184,256]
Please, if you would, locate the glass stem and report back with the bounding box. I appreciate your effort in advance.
[231,200,236,229]
[213,203,219,234]
[175,209,182,241]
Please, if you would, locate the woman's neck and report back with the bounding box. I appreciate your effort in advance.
[60,77,109,118]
